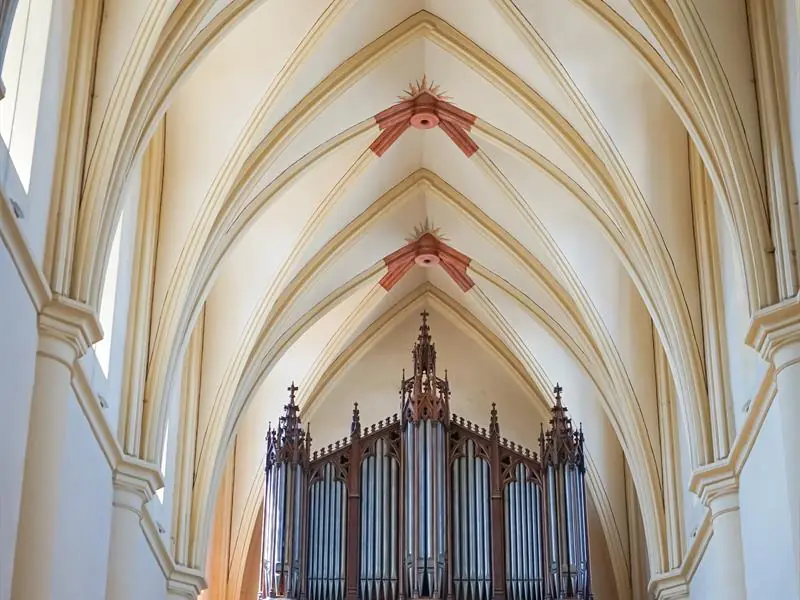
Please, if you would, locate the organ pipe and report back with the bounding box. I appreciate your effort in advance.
[401,311,449,599]
[258,315,594,600]
[451,439,491,600]
[539,384,592,600]
[260,383,310,600]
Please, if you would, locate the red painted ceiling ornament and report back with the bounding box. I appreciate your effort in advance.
[370,76,479,158]
[380,231,474,293]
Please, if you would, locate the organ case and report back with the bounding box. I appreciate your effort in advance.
[259,312,594,600]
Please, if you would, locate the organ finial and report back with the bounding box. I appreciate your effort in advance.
[274,382,308,463]
[351,402,361,439]
[489,403,500,438]
[418,310,431,343]
[553,382,563,404]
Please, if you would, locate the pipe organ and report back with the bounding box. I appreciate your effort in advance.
[259,312,594,600]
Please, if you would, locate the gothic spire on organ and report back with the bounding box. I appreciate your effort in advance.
[401,310,450,425]
[270,381,309,465]
[539,382,586,470]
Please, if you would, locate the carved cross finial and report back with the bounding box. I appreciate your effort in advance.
[416,310,434,350]
[288,381,299,402]
[489,402,499,437]
[351,402,361,439]
[553,382,563,404]
[418,310,431,341]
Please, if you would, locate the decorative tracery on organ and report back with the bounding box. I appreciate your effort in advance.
[259,313,594,600]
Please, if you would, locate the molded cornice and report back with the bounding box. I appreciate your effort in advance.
[167,565,208,600]
[689,459,738,509]
[39,295,103,348]
[112,456,165,501]
[745,293,800,365]
[38,296,103,368]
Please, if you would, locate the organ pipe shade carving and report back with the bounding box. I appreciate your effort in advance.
[259,314,593,600]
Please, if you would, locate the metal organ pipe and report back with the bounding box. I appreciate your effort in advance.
[401,311,448,600]
[359,437,400,600]
[503,463,544,600]
[307,463,346,600]
[539,384,592,600]
[260,384,309,600]
[451,439,492,600]
[260,321,595,600]
[404,418,447,598]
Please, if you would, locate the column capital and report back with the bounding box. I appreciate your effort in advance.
[746,293,800,367]
[648,571,689,600]
[38,295,103,366]
[167,565,207,600]
[689,460,739,516]
[112,456,164,514]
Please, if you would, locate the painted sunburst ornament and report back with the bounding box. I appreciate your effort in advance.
[370,75,478,158]
[398,75,452,103]
[405,218,449,244]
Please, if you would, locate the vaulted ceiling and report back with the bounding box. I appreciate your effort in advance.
[80,1,767,599]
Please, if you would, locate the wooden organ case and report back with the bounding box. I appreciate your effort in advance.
[259,313,593,600]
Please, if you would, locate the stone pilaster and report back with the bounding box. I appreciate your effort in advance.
[105,457,164,600]
[690,464,747,600]
[10,296,101,600]
[746,292,800,586]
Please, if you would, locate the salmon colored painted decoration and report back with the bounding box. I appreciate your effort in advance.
[370,82,478,158]
[380,232,474,292]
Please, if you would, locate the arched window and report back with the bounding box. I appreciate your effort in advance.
[95,210,125,376]
[0,0,53,192]
[0,1,20,90]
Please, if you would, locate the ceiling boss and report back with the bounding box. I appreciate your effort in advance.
[370,76,479,158]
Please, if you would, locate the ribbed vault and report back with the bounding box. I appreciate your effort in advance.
[64,2,772,599]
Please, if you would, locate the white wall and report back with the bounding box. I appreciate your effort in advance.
[690,533,714,600]
[56,390,115,599]
[739,399,800,599]
[0,241,38,600]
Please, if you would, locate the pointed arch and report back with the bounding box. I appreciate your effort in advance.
[138,13,710,483]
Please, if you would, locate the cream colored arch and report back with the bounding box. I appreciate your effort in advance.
[625,0,775,310]
[70,0,180,293]
[222,283,632,600]
[462,4,714,467]
[70,1,772,322]
[186,168,668,577]
[193,164,656,491]
[466,273,665,579]
[141,11,710,477]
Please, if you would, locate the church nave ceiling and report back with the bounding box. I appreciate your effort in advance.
[77,1,770,597]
